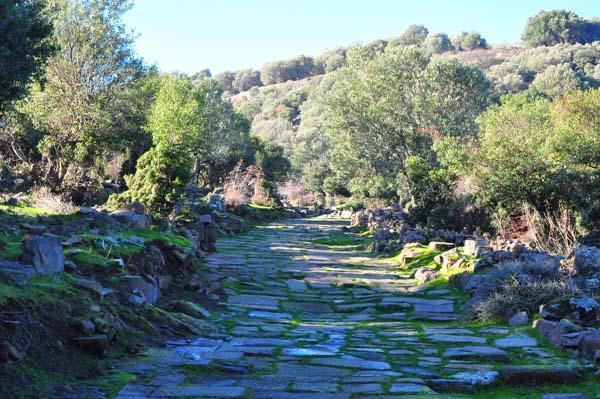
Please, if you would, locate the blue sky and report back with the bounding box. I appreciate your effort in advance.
[123,0,598,75]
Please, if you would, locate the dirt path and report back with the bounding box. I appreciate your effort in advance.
[114,217,583,398]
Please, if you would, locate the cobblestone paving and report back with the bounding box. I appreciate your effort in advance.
[115,218,569,398]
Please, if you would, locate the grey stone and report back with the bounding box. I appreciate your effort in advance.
[541,395,586,399]
[110,209,152,228]
[494,334,537,348]
[120,275,160,304]
[426,334,486,344]
[153,385,246,398]
[286,279,308,292]
[443,346,509,362]
[0,259,36,285]
[310,357,391,370]
[574,245,600,275]
[508,311,529,326]
[21,235,64,274]
[389,383,432,394]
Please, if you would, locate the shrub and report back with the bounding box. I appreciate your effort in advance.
[470,261,577,321]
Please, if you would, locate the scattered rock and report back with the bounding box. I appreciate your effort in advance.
[110,209,151,228]
[21,235,64,274]
[464,239,491,257]
[0,341,24,363]
[127,294,146,306]
[508,311,528,326]
[120,275,160,304]
[0,259,36,285]
[574,246,600,275]
[414,268,439,284]
[577,330,600,360]
[428,242,455,251]
[73,319,95,335]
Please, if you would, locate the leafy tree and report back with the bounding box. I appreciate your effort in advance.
[424,32,452,54]
[253,139,291,199]
[460,31,488,50]
[324,46,489,204]
[213,70,235,93]
[0,0,54,109]
[111,76,198,213]
[260,55,315,85]
[475,94,562,213]
[396,24,429,46]
[521,9,600,47]
[315,47,346,73]
[232,69,262,93]
[19,0,144,200]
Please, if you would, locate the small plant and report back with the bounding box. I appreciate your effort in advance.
[470,261,578,321]
[522,203,580,256]
[30,186,76,214]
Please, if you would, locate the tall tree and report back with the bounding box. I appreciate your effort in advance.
[324,46,489,203]
[21,0,144,199]
[0,0,54,109]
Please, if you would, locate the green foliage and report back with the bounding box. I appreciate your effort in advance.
[260,55,315,85]
[324,46,489,204]
[0,0,54,110]
[522,9,600,47]
[529,63,582,98]
[11,0,147,201]
[475,89,600,227]
[424,32,452,54]
[395,24,429,46]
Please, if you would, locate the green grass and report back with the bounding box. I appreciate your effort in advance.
[0,203,55,218]
[94,371,136,399]
[0,233,23,259]
[0,273,77,305]
[453,378,599,398]
[310,231,371,249]
[121,228,192,248]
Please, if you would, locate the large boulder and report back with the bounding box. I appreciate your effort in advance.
[577,330,600,360]
[464,239,491,257]
[521,252,561,273]
[20,235,64,275]
[110,209,151,228]
[120,275,160,304]
[208,194,226,212]
[414,268,439,284]
[573,246,600,275]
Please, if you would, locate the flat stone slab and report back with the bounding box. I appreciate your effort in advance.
[152,385,246,397]
[443,346,509,362]
[310,357,391,370]
[227,295,280,310]
[541,395,587,399]
[248,311,292,319]
[287,279,308,292]
[276,363,353,378]
[494,334,537,348]
[389,383,432,394]
[426,334,487,344]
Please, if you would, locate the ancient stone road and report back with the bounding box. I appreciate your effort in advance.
[115,217,567,398]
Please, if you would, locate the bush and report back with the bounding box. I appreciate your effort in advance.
[470,261,577,321]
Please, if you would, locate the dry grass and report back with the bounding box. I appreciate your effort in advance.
[223,162,262,207]
[522,203,579,256]
[30,186,77,214]
[469,261,578,321]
